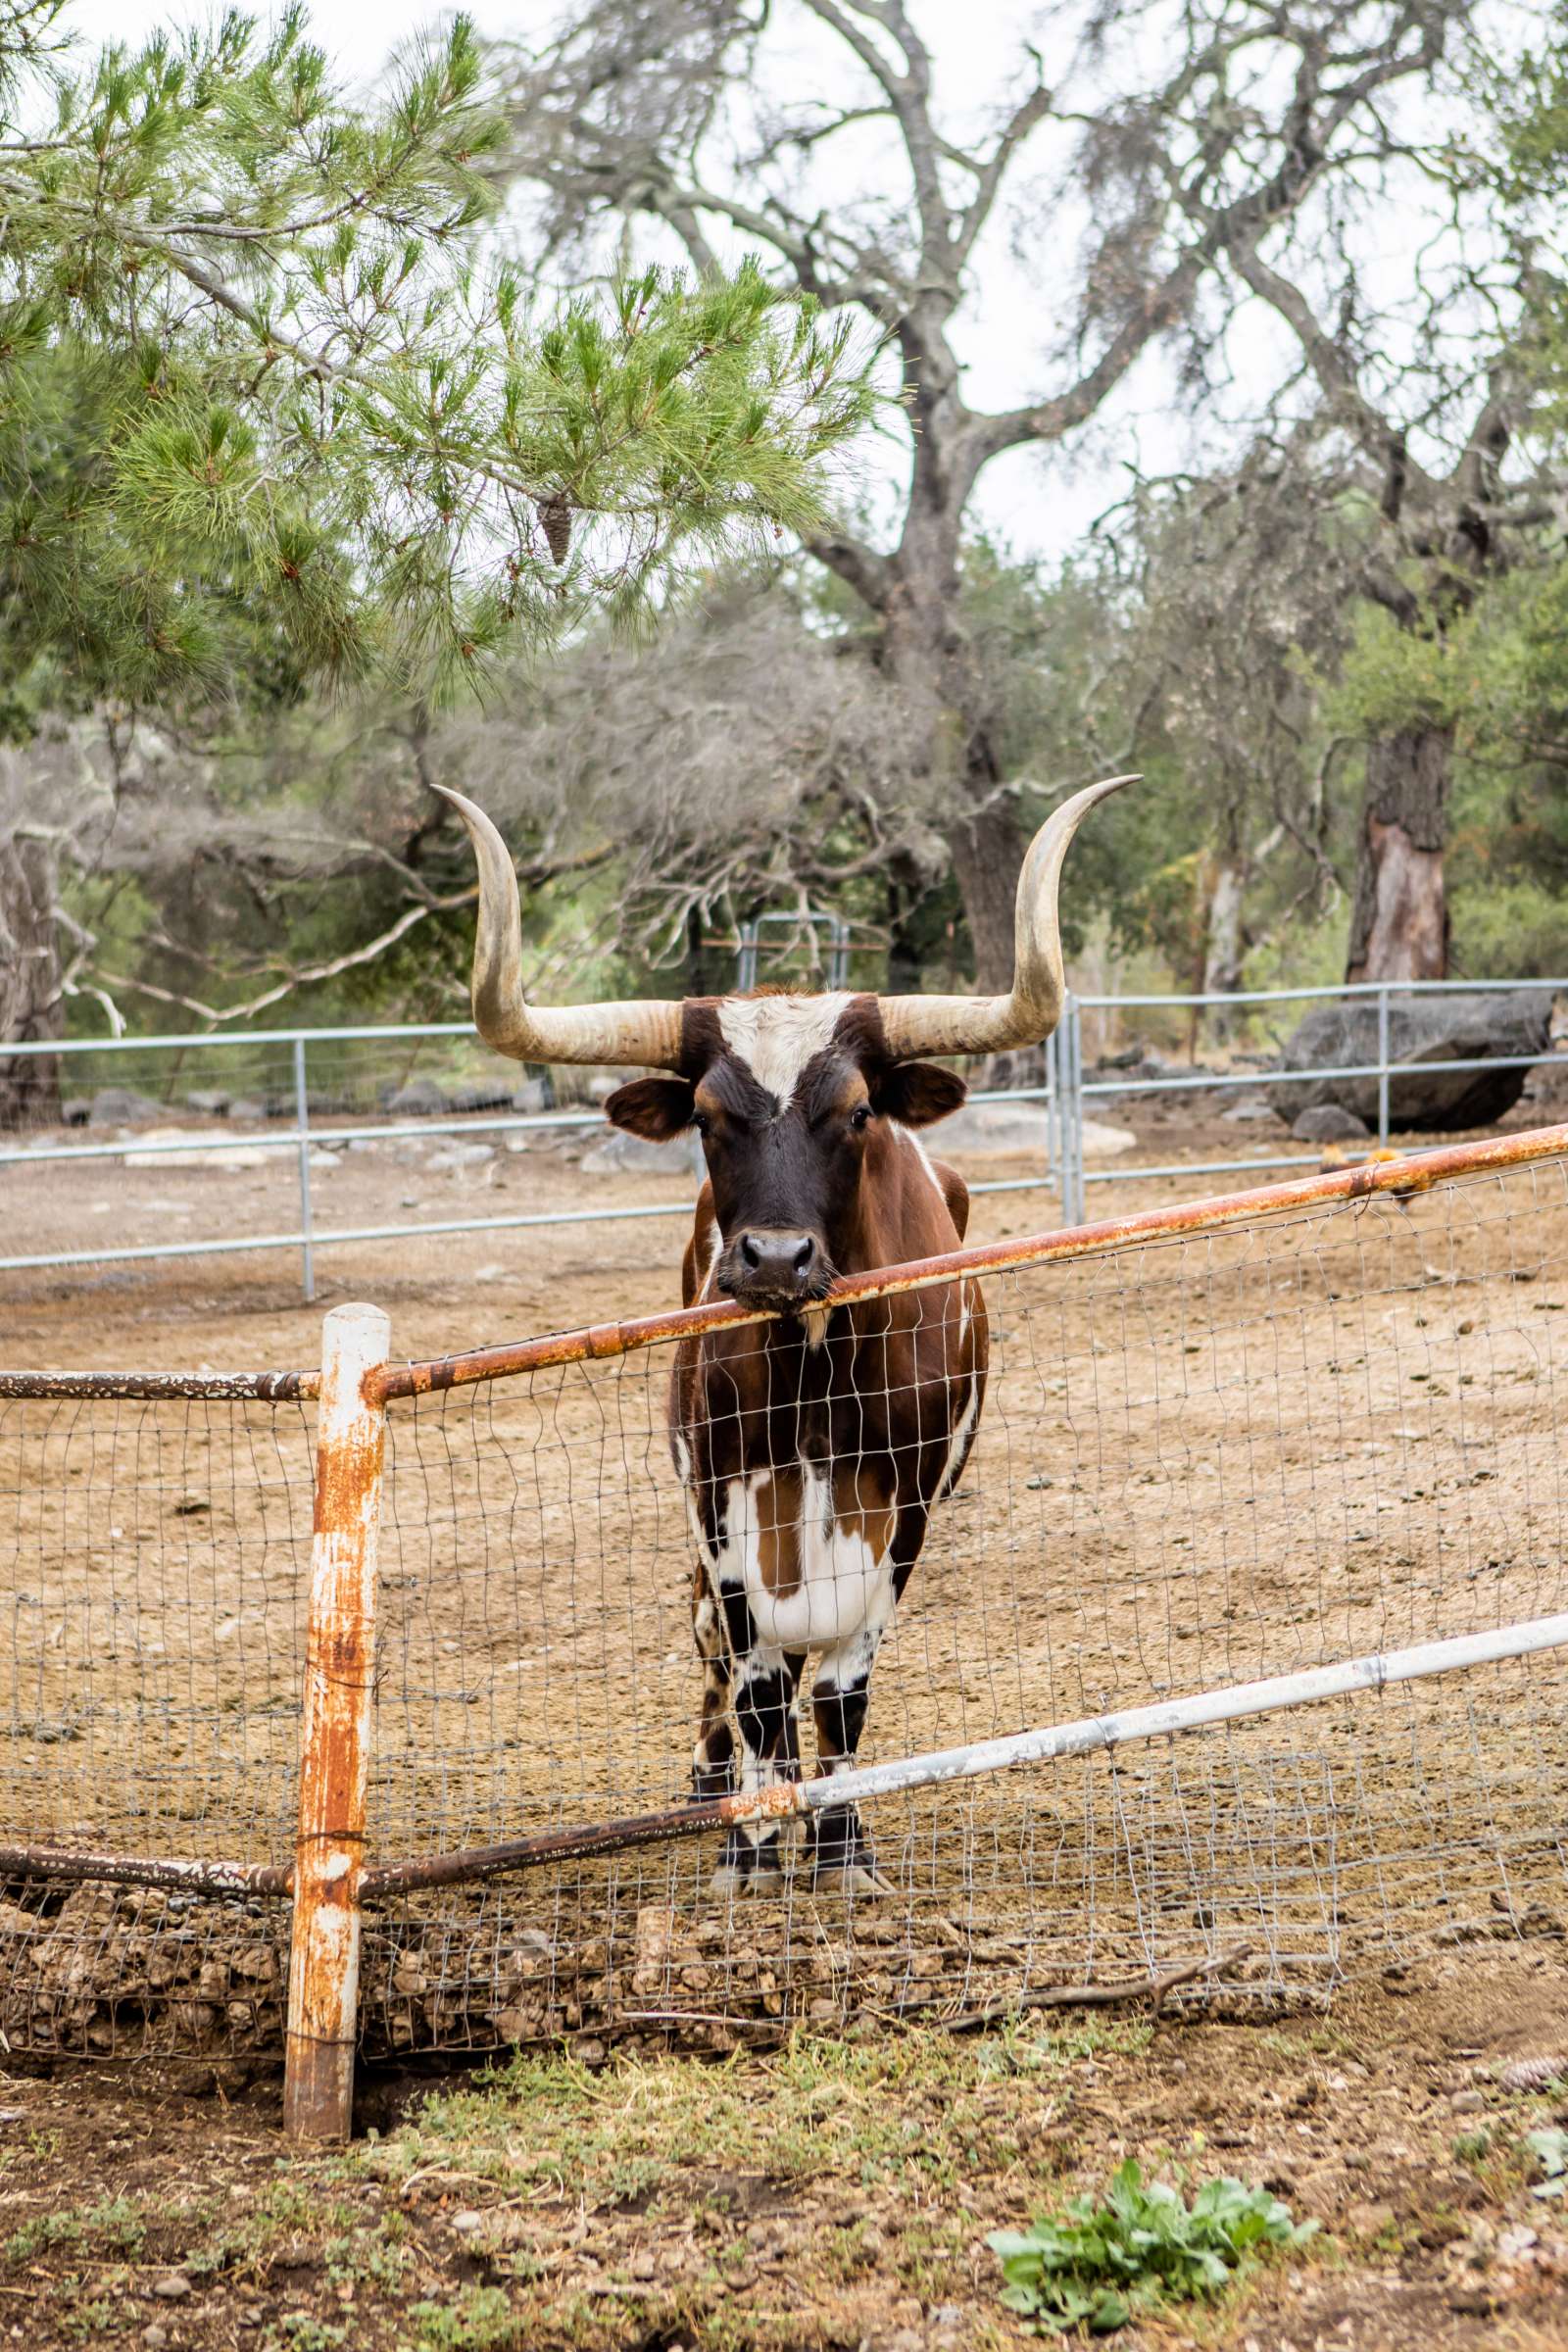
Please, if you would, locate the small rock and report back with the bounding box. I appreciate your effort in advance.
[450,2209,485,2236]
[1220,1093,1277,1124]
[1498,2224,1540,2261]
[929,2307,964,2329]
[61,1098,91,1126]
[1450,2087,1487,2112]
[184,1090,230,1117]
[141,2329,169,2350]
[512,1078,552,1113]
[425,1142,495,1171]
[1291,1102,1370,1142]
[226,1097,267,1122]
[150,2274,191,2299]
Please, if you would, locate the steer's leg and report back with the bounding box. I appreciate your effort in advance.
[711,1620,803,1896]
[689,1563,735,1801]
[808,1611,890,1896]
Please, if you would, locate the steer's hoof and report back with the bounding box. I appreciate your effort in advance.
[808,1810,880,1897]
[809,1860,885,1900]
[710,1834,784,1899]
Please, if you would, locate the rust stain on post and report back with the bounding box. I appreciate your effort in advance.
[283,1301,388,2143]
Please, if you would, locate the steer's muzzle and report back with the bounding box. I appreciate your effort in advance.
[717,1228,834,1310]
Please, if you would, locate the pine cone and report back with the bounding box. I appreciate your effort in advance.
[1502,2055,1567,2092]
[536,491,572,566]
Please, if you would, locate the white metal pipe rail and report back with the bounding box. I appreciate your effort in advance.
[4,975,1565,1287]
[0,1019,1065,1286]
[1054,975,1568,1224]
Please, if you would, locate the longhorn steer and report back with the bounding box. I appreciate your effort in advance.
[438,774,1131,1895]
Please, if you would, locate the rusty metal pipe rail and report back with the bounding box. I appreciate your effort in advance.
[0,1367,318,1401]
[373,1121,1568,1402]
[0,1842,291,1898]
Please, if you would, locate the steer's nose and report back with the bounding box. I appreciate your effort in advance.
[736,1228,820,1298]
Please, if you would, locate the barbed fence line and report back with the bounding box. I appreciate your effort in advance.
[2,1126,1568,2135]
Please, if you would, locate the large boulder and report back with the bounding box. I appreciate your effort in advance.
[580,1128,701,1177]
[1269,991,1554,1133]
[88,1086,166,1126]
[448,1079,514,1114]
[385,1077,450,1118]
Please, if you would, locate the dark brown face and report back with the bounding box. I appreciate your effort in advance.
[604,994,965,1312]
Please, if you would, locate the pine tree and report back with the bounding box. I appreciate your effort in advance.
[0,0,872,1103]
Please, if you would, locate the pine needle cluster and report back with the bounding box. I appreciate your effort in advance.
[0,0,872,711]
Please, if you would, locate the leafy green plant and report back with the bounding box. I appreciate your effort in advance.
[1527,2126,1568,2198]
[409,2286,519,2350]
[988,2159,1314,2335]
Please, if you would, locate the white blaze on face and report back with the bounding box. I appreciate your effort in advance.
[716,993,853,1109]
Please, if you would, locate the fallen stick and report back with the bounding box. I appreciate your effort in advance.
[945,1941,1254,2034]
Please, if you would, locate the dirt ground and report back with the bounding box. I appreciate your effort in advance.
[2,1947,1568,2350]
[5,1098,1568,2346]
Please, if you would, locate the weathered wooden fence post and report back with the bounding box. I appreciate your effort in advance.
[283,1300,389,2141]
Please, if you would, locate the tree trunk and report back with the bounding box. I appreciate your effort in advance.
[0,831,65,1127]
[684,905,725,998]
[1345,726,1451,984]
[880,464,1025,995]
[883,855,929,996]
[946,796,1025,993]
[1201,858,1246,1044]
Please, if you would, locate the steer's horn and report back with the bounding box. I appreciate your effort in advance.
[876,774,1137,1060]
[436,784,685,1068]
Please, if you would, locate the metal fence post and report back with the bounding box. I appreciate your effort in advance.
[294,1036,316,1303]
[1377,987,1391,1147]
[1066,994,1085,1226]
[283,1300,389,2142]
[1075,995,1088,1225]
[1046,1026,1059,1202]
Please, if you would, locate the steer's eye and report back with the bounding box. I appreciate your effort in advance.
[692,1110,710,1138]
[850,1103,872,1133]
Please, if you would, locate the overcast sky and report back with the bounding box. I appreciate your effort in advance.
[57,0,1310,564]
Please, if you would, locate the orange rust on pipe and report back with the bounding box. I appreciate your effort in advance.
[362,1775,811,1900]
[371,1121,1568,1403]
[282,1302,388,2144]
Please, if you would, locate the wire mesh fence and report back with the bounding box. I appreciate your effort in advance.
[2,1133,1568,2100]
[0,1386,314,2058]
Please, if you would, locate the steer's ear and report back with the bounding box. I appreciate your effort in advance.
[604,1076,697,1140]
[871,1060,967,1128]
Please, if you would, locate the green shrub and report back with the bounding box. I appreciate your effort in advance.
[988,2158,1314,2334]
